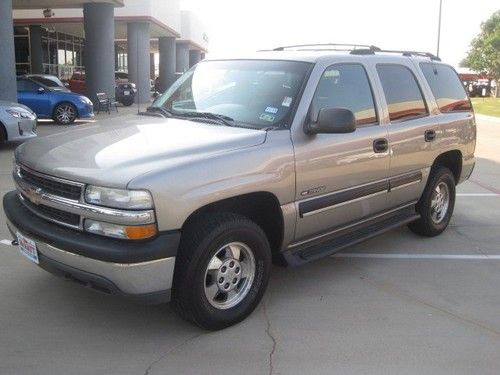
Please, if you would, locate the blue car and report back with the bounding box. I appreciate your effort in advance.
[17,75,94,125]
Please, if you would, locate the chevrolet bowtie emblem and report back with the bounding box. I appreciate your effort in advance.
[26,186,43,205]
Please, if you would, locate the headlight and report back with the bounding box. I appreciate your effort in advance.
[84,219,157,240]
[84,185,154,209]
[6,107,36,120]
[79,96,92,105]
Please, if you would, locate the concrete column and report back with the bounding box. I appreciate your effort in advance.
[150,53,155,80]
[0,0,17,102]
[29,26,44,74]
[176,42,190,73]
[83,3,115,105]
[158,36,176,92]
[127,22,151,103]
[189,49,201,68]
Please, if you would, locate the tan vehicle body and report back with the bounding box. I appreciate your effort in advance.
[4,50,476,304]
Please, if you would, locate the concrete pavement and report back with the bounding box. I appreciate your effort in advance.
[0,115,499,375]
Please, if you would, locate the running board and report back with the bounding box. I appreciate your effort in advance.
[283,206,420,266]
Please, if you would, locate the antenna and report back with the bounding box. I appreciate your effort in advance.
[136,26,140,114]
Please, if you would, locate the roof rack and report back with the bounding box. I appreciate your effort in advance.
[270,44,441,61]
[379,49,441,61]
[272,43,381,51]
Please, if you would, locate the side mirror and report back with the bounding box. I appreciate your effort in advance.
[304,107,356,135]
[37,87,45,94]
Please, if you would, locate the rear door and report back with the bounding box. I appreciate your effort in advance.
[292,62,390,242]
[374,63,435,208]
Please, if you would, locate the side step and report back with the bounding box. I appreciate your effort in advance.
[283,206,420,266]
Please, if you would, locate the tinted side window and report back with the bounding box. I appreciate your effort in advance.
[311,64,377,126]
[17,79,40,92]
[377,64,428,122]
[420,63,472,112]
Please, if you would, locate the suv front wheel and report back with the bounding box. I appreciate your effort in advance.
[409,166,456,237]
[172,213,271,330]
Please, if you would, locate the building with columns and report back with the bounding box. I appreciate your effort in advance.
[0,0,208,104]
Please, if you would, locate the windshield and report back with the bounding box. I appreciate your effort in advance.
[152,60,311,128]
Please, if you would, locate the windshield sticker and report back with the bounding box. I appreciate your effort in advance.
[282,96,293,107]
[259,113,275,122]
[265,106,278,114]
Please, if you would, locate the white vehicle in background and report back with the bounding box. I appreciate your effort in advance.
[0,101,37,143]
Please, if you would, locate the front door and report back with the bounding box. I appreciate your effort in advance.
[292,63,390,242]
[17,78,51,118]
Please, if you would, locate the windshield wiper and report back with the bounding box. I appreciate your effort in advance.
[146,106,173,118]
[177,111,235,126]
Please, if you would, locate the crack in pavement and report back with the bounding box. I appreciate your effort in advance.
[262,300,277,375]
[143,332,205,375]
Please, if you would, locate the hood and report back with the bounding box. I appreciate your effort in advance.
[0,101,34,113]
[15,115,267,188]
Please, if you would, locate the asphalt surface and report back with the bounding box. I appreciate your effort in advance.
[1,113,499,375]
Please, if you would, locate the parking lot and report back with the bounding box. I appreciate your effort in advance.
[1,114,499,375]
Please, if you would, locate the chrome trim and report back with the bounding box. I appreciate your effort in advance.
[289,201,418,249]
[19,194,81,230]
[18,163,85,188]
[301,190,387,217]
[7,219,174,295]
[389,179,422,191]
[14,168,155,228]
[298,176,389,203]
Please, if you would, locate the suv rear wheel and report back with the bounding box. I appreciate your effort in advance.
[409,166,456,237]
[172,213,271,330]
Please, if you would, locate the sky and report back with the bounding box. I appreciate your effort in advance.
[182,0,499,69]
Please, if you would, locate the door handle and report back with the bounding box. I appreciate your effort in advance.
[373,138,388,153]
[424,129,436,142]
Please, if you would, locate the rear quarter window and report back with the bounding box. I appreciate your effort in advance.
[420,63,472,112]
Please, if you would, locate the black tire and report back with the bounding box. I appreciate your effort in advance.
[120,96,134,106]
[172,213,271,330]
[408,166,456,237]
[53,103,77,125]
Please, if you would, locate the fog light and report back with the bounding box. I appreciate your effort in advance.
[84,220,157,240]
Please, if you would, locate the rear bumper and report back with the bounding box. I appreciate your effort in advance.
[4,191,179,303]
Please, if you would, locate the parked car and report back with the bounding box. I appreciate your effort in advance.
[0,101,37,142]
[25,74,70,92]
[4,45,476,330]
[17,76,94,125]
[67,71,137,106]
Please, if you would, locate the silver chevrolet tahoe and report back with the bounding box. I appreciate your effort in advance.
[4,45,476,330]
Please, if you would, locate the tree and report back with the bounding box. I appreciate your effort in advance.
[461,10,500,97]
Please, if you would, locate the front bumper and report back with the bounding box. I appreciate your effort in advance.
[4,191,180,303]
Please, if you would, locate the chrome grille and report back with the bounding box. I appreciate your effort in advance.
[13,164,155,232]
[21,195,80,227]
[19,167,82,200]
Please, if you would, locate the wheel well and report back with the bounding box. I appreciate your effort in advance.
[0,122,7,141]
[52,101,79,119]
[432,150,462,183]
[182,192,284,255]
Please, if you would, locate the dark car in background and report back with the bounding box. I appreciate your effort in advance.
[67,71,137,106]
[17,76,94,125]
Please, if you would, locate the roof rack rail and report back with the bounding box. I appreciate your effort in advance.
[377,49,441,61]
[270,44,441,61]
[272,43,381,51]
